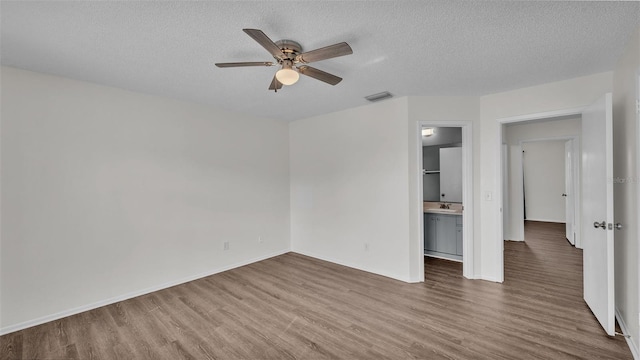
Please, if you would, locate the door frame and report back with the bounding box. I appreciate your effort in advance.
[637,71,640,348]
[495,107,585,282]
[507,136,580,246]
[417,121,474,280]
[564,138,577,246]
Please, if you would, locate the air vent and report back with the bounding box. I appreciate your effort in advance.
[364,91,393,102]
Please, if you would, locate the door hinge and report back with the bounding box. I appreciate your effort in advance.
[636,99,640,114]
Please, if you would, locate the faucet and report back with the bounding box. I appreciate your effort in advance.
[439,203,450,209]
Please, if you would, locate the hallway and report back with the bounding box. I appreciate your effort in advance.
[502,220,630,357]
[426,220,631,358]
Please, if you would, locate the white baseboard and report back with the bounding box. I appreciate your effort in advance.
[525,218,565,224]
[424,252,463,263]
[480,275,504,283]
[292,249,411,283]
[0,249,290,336]
[616,308,639,359]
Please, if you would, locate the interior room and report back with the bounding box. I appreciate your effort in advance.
[422,127,464,263]
[1,1,639,359]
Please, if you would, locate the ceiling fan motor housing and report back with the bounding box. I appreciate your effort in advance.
[274,40,302,62]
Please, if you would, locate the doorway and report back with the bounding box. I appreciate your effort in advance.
[417,121,473,279]
[422,127,463,263]
[496,93,616,336]
[500,114,582,251]
[503,136,582,248]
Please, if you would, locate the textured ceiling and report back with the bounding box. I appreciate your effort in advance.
[2,1,639,121]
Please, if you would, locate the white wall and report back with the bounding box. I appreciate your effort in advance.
[0,67,291,333]
[289,97,411,280]
[612,27,640,357]
[521,140,566,222]
[289,96,479,282]
[503,117,581,240]
[479,71,613,282]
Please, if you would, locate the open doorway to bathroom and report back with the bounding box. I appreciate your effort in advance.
[417,121,473,280]
[420,125,472,277]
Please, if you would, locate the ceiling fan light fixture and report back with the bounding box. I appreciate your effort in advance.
[275,67,299,86]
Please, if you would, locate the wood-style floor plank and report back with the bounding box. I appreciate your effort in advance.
[0,220,632,359]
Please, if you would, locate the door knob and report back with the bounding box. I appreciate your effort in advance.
[593,221,606,229]
[562,193,567,197]
[615,223,623,230]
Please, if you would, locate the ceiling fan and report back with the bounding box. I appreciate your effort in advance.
[215,29,353,92]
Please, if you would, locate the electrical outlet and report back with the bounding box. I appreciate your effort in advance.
[223,241,229,251]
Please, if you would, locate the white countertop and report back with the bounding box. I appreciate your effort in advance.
[423,202,463,215]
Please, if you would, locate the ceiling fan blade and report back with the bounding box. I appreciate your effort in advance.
[268,75,283,92]
[297,42,352,63]
[298,66,342,86]
[215,61,274,68]
[243,29,284,59]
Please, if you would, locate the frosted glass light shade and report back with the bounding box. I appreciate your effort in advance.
[422,128,434,137]
[276,68,299,85]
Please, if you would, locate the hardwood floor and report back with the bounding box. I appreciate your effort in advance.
[1,221,632,359]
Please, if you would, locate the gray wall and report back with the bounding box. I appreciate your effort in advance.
[422,127,462,202]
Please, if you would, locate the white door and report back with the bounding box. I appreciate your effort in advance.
[440,147,463,202]
[564,140,575,245]
[581,93,614,336]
